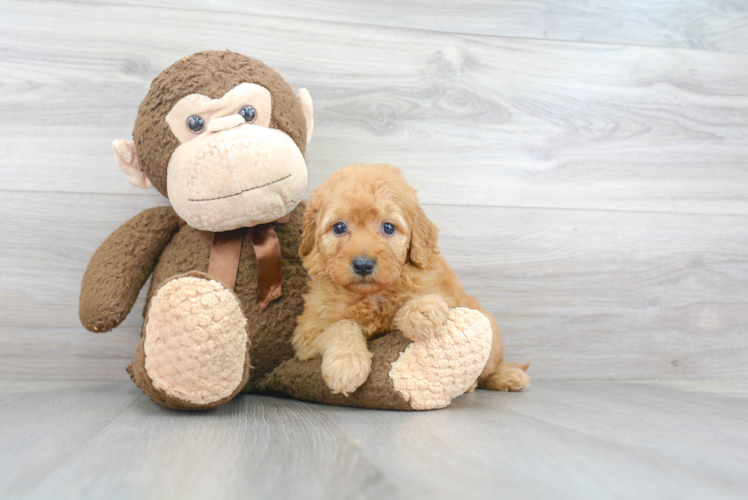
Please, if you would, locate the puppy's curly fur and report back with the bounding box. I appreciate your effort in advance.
[293,164,529,395]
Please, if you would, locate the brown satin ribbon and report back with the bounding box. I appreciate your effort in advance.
[207,213,290,313]
[208,229,245,291]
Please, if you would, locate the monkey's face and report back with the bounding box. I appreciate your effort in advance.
[164,83,308,231]
[114,51,314,231]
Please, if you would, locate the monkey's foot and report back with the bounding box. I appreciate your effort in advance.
[127,273,250,410]
[388,307,492,410]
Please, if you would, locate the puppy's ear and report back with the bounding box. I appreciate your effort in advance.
[300,195,320,258]
[409,205,439,268]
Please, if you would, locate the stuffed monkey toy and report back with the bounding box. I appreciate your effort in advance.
[80,50,492,410]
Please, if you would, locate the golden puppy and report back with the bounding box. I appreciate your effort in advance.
[293,164,530,395]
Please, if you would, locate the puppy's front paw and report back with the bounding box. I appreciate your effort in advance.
[321,348,373,396]
[395,295,450,342]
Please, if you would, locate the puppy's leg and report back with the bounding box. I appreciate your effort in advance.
[318,320,373,396]
[477,314,530,392]
[479,361,530,391]
[395,294,450,342]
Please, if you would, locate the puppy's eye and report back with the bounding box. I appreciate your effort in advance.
[332,222,347,235]
[382,223,395,235]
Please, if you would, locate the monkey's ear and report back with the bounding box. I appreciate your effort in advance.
[112,139,153,189]
[296,88,314,145]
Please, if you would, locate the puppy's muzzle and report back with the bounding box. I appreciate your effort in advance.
[352,257,376,276]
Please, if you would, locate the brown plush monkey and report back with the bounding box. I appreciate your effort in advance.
[80,50,492,410]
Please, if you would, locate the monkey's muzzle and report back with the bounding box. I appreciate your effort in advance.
[166,125,308,232]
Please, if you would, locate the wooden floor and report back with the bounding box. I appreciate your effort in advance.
[1,380,747,500]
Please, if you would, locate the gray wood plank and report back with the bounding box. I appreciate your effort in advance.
[0,380,143,497]
[0,327,140,380]
[323,380,748,499]
[38,0,748,53]
[0,381,398,500]
[2,1,748,216]
[1,380,747,499]
[1,191,746,381]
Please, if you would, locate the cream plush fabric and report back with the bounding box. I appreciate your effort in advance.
[390,308,493,410]
[144,276,249,405]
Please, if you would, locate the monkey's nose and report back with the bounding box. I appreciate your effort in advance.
[207,114,245,133]
[352,257,376,276]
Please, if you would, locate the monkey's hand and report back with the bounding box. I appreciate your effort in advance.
[79,206,182,333]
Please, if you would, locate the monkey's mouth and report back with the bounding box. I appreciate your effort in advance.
[188,174,291,202]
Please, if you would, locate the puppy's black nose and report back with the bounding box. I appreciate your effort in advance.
[352,257,376,276]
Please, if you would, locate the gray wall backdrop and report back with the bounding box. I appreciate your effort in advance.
[1,0,747,381]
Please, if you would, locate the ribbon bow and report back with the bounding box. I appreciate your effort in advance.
[207,213,290,313]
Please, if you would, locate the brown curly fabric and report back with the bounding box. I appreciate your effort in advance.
[79,206,184,332]
[257,332,413,410]
[133,50,308,197]
[145,202,308,390]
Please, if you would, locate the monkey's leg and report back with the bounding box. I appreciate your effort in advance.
[258,308,492,410]
[127,272,250,410]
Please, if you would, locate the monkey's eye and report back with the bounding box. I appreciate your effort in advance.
[239,105,257,123]
[382,223,396,235]
[186,115,205,134]
[332,222,347,235]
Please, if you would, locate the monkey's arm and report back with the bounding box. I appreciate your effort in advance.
[79,206,183,333]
